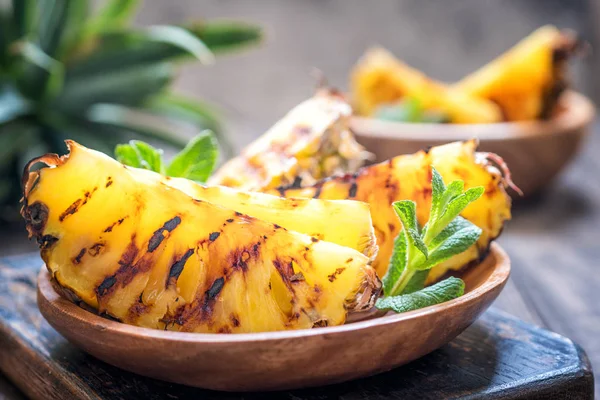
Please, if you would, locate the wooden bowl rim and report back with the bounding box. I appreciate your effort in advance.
[37,243,510,344]
[351,90,595,141]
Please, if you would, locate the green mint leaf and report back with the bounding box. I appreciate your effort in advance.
[403,270,430,294]
[418,217,482,270]
[434,186,484,233]
[166,131,218,182]
[392,200,428,259]
[375,277,465,313]
[115,143,141,168]
[429,167,446,223]
[132,140,165,173]
[374,97,423,123]
[382,232,407,295]
[114,140,165,173]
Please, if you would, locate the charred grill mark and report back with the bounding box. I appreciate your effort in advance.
[207,277,225,300]
[209,232,220,242]
[388,223,396,233]
[226,218,234,223]
[276,186,286,197]
[103,217,126,233]
[235,211,242,216]
[72,248,86,265]
[88,242,105,256]
[37,234,58,250]
[312,181,324,199]
[24,202,49,237]
[290,176,303,188]
[95,236,138,301]
[105,177,113,188]
[148,216,181,252]
[218,326,232,334]
[167,248,195,288]
[59,188,97,222]
[328,267,346,282]
[348,182,358,198]
[273,224,281,230]
[59,199,81,221]
[311,237,319,243]
[230,313,240,327]
[127,296,151,322]
[96,275,117,297]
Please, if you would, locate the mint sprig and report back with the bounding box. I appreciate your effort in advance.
[376,277,465,313]
[377,167,484,313]
[115,130,218,182]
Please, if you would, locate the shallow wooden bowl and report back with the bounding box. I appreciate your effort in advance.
[37,243,510,392]
[352,91,595,197]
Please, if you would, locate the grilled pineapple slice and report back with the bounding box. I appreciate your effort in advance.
[269,140,512,283]
[350,47,502,123]
[208,88,372,190]
[162,177,376,260]
[22,141,380,333]
[454,25,579,121]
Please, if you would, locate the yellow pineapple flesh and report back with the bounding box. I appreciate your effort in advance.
[267,140,512,283]
[163,177,377,260]
[454,25,579,121]
[22,141,380,333]
[350,47,502,123]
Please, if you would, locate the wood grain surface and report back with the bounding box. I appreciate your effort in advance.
[0,253,593,399]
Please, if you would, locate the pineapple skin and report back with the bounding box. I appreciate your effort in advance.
[268,140,511,283]
[162,177,377,261]
[454,25,579,121]
[21,141,380,333]
[208,89,372,190]
[350,47,502,124]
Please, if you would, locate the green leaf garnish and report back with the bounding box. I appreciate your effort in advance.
[378,166,484,312]
[375,277,465,313]
[115,140,164,173]
[115,130,218,183]
[392,201,428,259]
[166,131,218,182]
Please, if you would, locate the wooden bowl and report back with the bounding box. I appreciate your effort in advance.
[37,243,510,392]
[352,91,595,197]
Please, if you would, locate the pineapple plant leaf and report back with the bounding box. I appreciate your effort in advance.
[0,0,262,222]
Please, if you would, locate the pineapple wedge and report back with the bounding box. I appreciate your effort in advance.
[162,177,377,260]
[454,25,579,121]
[269,140,512,283]
[350,47,502,123]
[208,88,372,190]
[22,141,380,333]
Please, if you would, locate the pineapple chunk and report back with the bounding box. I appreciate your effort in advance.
[162,177,377,261]
[22,141,380,333]
[208,88,372,190]
[269,140,511,283]
[350,47,502,123]
[454,25,579,121]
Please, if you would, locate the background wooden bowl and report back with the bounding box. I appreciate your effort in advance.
[37,243,510,392]
[351,91,595,197]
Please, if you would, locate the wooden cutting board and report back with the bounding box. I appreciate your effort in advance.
[0,253,593,400]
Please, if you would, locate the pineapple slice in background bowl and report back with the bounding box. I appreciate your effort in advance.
[350,25,595,197]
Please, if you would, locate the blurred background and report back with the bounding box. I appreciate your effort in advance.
[1,1,600,397]
[0,0,597,249]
